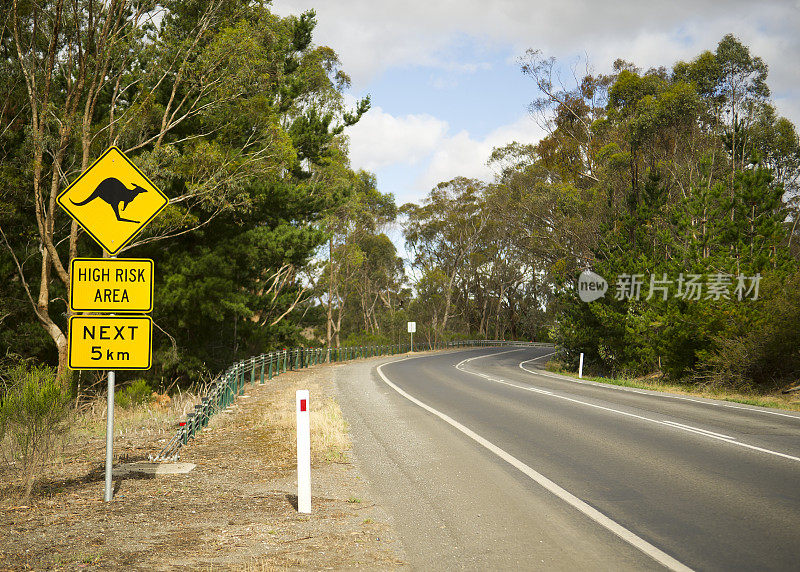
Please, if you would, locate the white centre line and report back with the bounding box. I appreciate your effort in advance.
[456,352,800,464]
[377,355,693,572]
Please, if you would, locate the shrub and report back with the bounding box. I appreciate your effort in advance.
[114,379,153,409]
[341,332,392,346]
[0,364,73,501]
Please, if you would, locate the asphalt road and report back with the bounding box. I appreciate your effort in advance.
[335,347,800,571]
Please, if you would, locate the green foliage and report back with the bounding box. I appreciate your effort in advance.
[548,35,800,386]
[696,271,800,389]
[0,1,369,383]
[115,379,153,409]
[341,332,393,347]
[0,365,72,500]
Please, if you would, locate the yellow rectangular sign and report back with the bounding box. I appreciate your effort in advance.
[70,258,153,313]
[68,315,152,370]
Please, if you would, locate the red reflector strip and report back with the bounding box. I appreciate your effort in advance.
[178,422,186,426]
[300,399,307,412]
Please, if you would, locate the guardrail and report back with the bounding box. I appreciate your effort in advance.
[150,339,553,461]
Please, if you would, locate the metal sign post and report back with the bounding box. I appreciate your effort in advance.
[104,369,115,502]
[105,253,116,503]
[57,147,165,502]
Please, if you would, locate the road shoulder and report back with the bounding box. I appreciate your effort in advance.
[336,353,660,571]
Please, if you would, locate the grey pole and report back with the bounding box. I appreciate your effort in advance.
[104,369,115,501]
[104,251,117,502]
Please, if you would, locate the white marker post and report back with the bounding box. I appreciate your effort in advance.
[407,321,416,352]
[296,390,311,513]
[579,353,584,379]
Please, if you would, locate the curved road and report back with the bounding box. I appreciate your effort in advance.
[335,347,800,571]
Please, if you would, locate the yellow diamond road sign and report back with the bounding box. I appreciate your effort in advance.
[57,146,168,255]
[70,258,154,313]
[68,315,153,370]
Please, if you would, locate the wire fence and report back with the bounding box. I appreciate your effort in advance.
[150,339,553,461]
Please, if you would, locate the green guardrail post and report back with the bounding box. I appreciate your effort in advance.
[250,358,256,385]
[186,413,194,441]
[260,355,265,384]
[268,354,274,380]
[201,400,209,428]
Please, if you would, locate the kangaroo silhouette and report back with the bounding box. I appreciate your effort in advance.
[70,178,148,223]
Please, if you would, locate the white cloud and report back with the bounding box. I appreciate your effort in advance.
[274,1,800,207]
[271,1,800,124]
[346,104,546,202]
[418,115,547,192]
[346,106,448,171]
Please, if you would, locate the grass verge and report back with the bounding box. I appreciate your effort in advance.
[257,372,351,465]
[544,361,800,412]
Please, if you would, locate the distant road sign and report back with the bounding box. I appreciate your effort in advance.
[56,146,168,255]
[70,258,153,313]
[68,315,152,370]
[407,321,416,333]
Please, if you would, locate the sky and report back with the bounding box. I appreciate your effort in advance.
[270,0,800,208]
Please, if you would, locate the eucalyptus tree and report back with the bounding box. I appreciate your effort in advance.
[0,1,368,378]
[403,177,488,346]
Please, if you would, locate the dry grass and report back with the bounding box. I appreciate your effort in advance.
[0,363,405,570]
[70,389,201,441]
[257,372,351,465]
[545,361,800,411]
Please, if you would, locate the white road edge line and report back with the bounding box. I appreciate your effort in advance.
[519,359,800,422]
[457,353,800,463]
[376,357,693,572]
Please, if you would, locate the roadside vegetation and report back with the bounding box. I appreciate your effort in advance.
[0,364,398,569]
[545,359,800,412]
[0,363,200,500]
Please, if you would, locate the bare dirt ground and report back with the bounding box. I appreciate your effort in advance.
[0,362,406,571]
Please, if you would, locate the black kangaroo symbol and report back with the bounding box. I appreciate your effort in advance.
[70,178,148,223]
